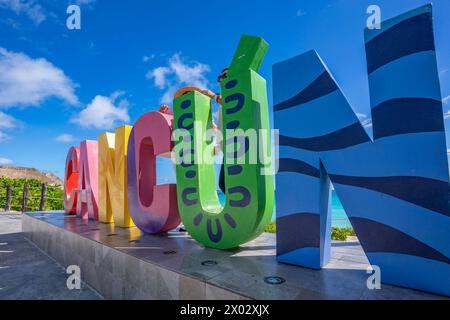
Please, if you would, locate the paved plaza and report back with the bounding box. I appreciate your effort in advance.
[16,211,448,300]
[0,212,101,300]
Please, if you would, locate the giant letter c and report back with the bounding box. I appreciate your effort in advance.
[127,111,181,233]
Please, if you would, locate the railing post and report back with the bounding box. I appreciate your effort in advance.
[5,186,12,211]
[39,183,47,211]
[22,183,28,213]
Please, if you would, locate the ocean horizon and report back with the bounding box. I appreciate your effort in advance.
[217,191,352,228]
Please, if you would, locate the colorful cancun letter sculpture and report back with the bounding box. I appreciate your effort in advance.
[76,140,99,220]
[126,111,181,234]
[98,125,134,227]
[64,146,79,215]
[173,35,274,249]
[64,141,99,220]
[61,5,449,298]
[273,4,450,296]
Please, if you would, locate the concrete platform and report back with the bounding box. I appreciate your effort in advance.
[22,211,445,300]
[0,212,101,300]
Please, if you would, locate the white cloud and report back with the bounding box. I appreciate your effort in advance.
[440,69,448,76]
[0,111,19,142]
[143,54,155,62]
[149,66,171,89]
[0,157,12,165]
[147,53,210,104]
[0,131,11,142]
[362,120,373,128]
[296,9,306,17]
[55,133,76,143]
[109,90,126,102]
[71,91,130,129]
[447,149,450,154]
[356,113,372,128]
[356,113,368,120]
[0,0,46,24]
[443,95,450,105]
[0,47,78,108]
[0,111,18,129]
[0,17,20,28]
[444,110,450,120]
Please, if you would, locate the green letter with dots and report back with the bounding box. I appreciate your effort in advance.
[173,35,274,249]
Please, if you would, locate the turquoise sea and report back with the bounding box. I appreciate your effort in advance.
[330,192,351,228]
[217,191,351,228]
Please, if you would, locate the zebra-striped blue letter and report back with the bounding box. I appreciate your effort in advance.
[274,4,449,296]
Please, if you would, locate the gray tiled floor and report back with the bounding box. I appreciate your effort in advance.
[22,211,448,300]
[0,212,102,300]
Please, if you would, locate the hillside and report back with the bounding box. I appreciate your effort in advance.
[0,166,62,186]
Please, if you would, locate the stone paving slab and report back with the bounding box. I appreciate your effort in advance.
[0,212,102,300]
[22,211,447,300]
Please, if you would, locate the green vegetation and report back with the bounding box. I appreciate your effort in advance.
[331,227,356,241]
[0,177,64,211]
[264,221,356,241]
[265,221,277,233]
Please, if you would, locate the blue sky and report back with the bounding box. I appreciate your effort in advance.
[0,0,449,180]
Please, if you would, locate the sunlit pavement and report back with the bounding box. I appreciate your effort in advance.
[1,211,446,300]
[0,212,102,300]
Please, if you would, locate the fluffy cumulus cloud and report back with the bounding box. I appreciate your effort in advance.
[0,157,13,165]
[0,0,46,24]
[0,48,78,108]
[147,53,210,104]
[71,91,130,129]
[54,133,76,143]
